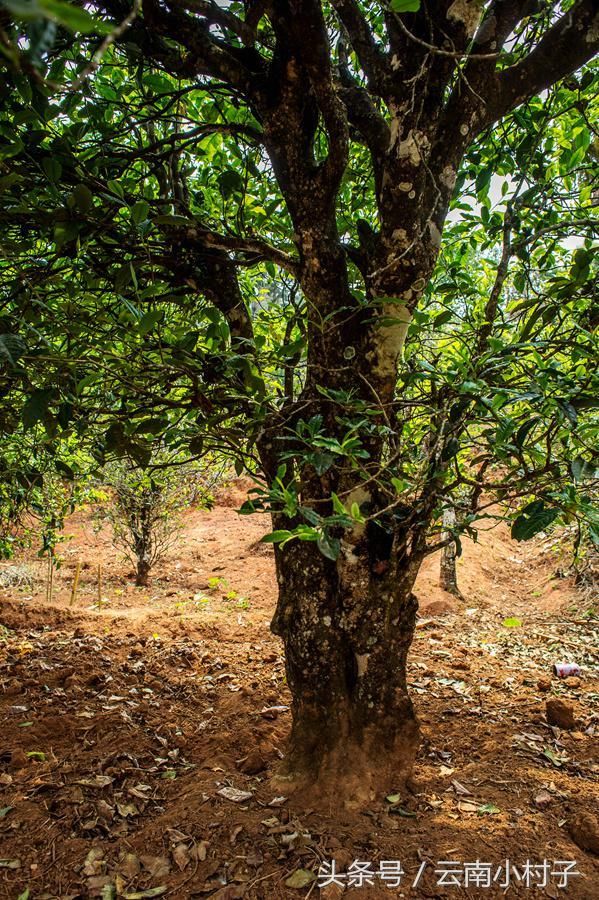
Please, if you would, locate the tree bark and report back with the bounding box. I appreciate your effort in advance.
[439,507,460,597]
[270,526,422,804]
[132,495,153,587]
[135,556,151,587]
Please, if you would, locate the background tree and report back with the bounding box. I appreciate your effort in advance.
[100,452,220,586]
[0,0,597,801]
[439,505,460,597]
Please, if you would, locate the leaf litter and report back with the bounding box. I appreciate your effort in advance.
[0,497,597,897]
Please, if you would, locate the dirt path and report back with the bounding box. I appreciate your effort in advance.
[1,489,597,898]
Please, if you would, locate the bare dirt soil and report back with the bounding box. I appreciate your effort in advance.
[1,484,598,899]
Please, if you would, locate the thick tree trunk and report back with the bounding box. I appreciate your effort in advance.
[271,536,422,805]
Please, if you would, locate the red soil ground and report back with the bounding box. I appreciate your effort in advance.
[1,483,597,898]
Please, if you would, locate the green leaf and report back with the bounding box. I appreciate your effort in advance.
[42,156,61,181]
[502,617,522,628]
[135,417,168,435]
[128,440,152,469]
[0,859,21,868]
[72,183,93,212]
[0,807,13,818]
[218,168,244,198]
[153,214,191,226]
[285,869,317,889]
[350,502,365,523]
[104,421,126,452]
[441,437,460,461]
[390,0,420,11]
[317,533,340,561]
[477,803,500,815]
[433,309,453,328]
[300,506,320,526]
[391,476,409,494]
[389,806,417,817]
[0,138,24,161]
[0,172,22,191]
[0,333,27,366]
[511,502,559,541]
[22,389,52,429]
[556,399,578,426]
[3,0,111,33]
[131,200,150,225]
[542,748,563,768]
[138,309,162,336]
[311,451,334,475]
[260,530,294,544]
[515,418,538,448]
[571,458,598,482]
[107,179,124,199]
[189,435,204,455]
[26,750,46,760]
[331,492,347,516]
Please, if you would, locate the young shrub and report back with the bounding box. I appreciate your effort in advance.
[102,455,220,586]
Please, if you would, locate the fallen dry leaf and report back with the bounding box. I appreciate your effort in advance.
[217,786,253,803]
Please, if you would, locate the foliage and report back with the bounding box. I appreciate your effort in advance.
[0,7,595,560]
[98,452,219,586]
[0,431,94,560]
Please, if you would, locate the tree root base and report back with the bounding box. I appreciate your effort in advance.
[270,724,420,811]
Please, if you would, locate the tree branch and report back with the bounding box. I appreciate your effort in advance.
[186,228,300,276]
[168,0,256,45]
[287,0,349,191]
[474,206,513,356]
[336,32,389,156]
[330,0,390,93]
[141,0,256,93]
[179,241,256,347]
[481,0,599,128]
